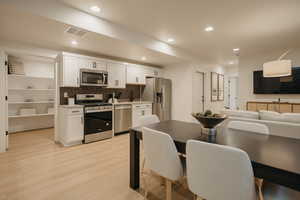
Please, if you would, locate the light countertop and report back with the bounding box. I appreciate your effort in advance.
[113,101,153,105]
[59,104,84,108]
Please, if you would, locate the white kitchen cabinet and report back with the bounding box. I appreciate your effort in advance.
[132,103,152,127]
[107,62,126,88]
[95,60,107,71]
[60,55,80,87]
[144,66,163,78]
[58,106,84,146]
[126,64,146,85]
[77,58,107,71]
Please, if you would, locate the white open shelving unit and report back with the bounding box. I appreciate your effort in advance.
[7,54,56,133]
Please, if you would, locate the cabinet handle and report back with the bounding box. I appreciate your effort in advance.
[81,116,84,124]
[72,110,80,113]
[136,77,139,83]
[93,62,97,68]
[142,110,145,115]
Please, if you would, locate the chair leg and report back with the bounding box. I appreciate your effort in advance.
[143,172,149,199]
[194,195,205,200]
[166,179,172,200]
[255,178,264,200]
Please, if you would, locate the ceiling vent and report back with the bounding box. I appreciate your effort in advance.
[65,26,87,37]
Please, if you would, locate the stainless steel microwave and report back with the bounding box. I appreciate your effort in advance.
[80,69,108,87]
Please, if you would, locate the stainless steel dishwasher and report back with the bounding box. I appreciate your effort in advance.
[114,104,132,134]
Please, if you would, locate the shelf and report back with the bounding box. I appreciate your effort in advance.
[8,113,54,119]
[8,88,55,91]
[8,101,55,105]
[8,74,54,80]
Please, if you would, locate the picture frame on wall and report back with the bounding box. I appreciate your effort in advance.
[218,74,224,101]
[211,72,218,101]
[211,72,224,102]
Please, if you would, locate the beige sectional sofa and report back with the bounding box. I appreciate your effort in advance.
[220,109,300,139]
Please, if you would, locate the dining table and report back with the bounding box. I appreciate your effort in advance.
[129,120,300,192]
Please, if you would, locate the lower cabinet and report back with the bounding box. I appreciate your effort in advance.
[247,101,296,113]
[58,106,84,146]
[132,104,152,127]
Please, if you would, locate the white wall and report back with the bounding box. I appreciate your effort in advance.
[239,49,300,110]
[164,63,194,122]
[224,66,239,108]
[164,62,227,123]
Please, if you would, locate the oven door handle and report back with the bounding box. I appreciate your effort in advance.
[85,109,112,113]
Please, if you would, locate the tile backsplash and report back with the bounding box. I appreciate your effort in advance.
[60,85,143,105]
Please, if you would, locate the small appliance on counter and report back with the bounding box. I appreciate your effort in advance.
[75,94,113,143]
[68,98,75,105]
[108,92,122,103]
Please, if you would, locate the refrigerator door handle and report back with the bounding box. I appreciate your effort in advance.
[161,88,164,109]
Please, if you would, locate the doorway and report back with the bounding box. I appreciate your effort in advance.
[192,71,205,113]
[0,51,8,152]
[228,77,239,110]
[0,51,56,152]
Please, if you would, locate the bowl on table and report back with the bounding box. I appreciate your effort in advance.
[192,111,227,135]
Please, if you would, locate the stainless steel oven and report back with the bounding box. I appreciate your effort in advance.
[75,94,113,143]
[80,69,108,87]
[84,105,113,143]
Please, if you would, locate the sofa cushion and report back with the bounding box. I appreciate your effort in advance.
[281,113,300,124]
[259,110,283,122]
[221,109,259,119]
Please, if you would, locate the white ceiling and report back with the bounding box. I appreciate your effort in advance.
[0,6,184,66]
[61,0,300,65]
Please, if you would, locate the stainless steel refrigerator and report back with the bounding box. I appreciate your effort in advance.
[142,77,172,121]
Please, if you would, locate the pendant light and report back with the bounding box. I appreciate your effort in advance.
[263,50,292,77]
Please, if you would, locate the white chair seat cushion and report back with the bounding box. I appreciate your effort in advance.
[281,113,300,124]
[259,111,283,122]
[221,109,259,119]
[227,121,270,135]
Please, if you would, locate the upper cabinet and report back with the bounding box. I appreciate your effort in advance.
[126,64,146,85]
[58,52,164,88]
[59,54,80,87]
[144,66,163,78]
[107,62,126,88]
[126,64,163,85]
[78,58,107,71]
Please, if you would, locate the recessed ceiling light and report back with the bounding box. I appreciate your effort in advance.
[233,48,240,52]
[167,38,175,43]
[90,6,101,12]
[229,61,234,65]
[71,40,78,45]
[205,26,214,32]
[141,56,146,61]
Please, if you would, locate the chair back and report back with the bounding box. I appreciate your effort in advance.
[227,120,269,135]
[139,114,160,126]
[142,127,183,181]
[186,140,256,200]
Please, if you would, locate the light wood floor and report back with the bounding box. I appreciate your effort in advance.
[0,129,194,200]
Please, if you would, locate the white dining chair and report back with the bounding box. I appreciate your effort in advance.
[139,114,160,171]
[227,120,269,200]
[186,140,257,200]
[139,114,160,126]
[142,127,184,200]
